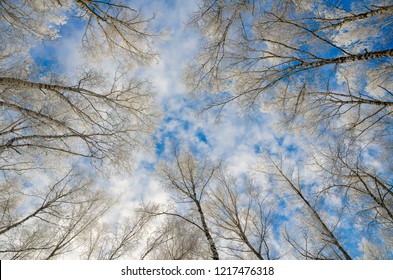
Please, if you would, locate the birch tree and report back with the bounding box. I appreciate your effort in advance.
[316,144,393,227]
[152,149,221,260]
[1,0,157,68]
[312,143,393,258]
[187,0,392,260]
[0,168,112,259]
[0,0,160,259]
[0,73,158,172]
[141,215,210,260]
[81,211,152,260]
[0,0,160,173]
[261,155,352,260]
[208,169,276,259]
[149,149,278,260]
[188,0,392,138]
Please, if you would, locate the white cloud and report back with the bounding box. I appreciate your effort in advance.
[7,0,387,260]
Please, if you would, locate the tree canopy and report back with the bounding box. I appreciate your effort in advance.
[0,0,391,260]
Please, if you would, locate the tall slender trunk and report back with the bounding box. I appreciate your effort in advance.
[195,200,220,260]
[273,161,352,260]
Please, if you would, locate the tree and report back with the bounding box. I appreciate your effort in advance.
[1,0,157,68]
[208,169,276,259]
[0,0,160,259]
[147,148,279,260]
[0,73,158,172]
[74,0,158,68]
[0,166,156,260]
[316,143,393,225]
[311,142,393,258]
[150,148,221,260]
[186,0,392,260]
[187,0,393,139]
[0,0,160,174]
[0,168,112,259]
[261,155,352,260]
[81,211,152,260]
[141,214,210,260]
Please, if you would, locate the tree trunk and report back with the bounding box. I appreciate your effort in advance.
[195,200,220,260]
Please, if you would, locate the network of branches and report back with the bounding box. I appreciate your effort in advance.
[0,0,391,259]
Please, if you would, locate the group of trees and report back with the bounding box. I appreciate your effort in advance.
[179,0,392,259]
[1,0,158,259]
[140,145,391,260]
[0,0,391,259]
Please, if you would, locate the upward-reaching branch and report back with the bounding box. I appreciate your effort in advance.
[188,0,393,140]
[156,149,221,260]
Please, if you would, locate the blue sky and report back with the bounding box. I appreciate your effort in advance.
[15,0,392,259]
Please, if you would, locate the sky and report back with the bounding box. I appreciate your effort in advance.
[115,0,324,259]
[7,0,391,260]
[78,0,288,216]
[25,0,328,257]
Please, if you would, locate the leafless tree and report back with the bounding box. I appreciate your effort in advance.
[0,168,113,259]
[185,0,392,260]
[146,149,279,260]
[310,142,393,258]
[74,0,158,68]
[0,72,159,172]
[0,0,160,173]
[81,211,152,260]
[208,169,276,259]
[0,0,158,67]
[141,213,210,260]
[260,155,352,260]
[187,0,393,138]
[316,144,393,225]
[0,0,161,260]
[149,148,221,260]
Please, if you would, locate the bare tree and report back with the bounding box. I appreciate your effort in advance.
[260,155,352,260]
[316,144,393,225]
[0,0,161,260]
[0,1,158,67]
[0,1,68,60]
[151,148,221,260]
[141,214,210,260]
[74,0,158,68]
[81,211,152,260]
[187,0,393,138]
[208,169,276,259]
[185,0,392,260]
[310,142,393,258]
[147,150,277,260]
[0,0,160,173]
[0,168,113,259]
[0,72,159,172]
